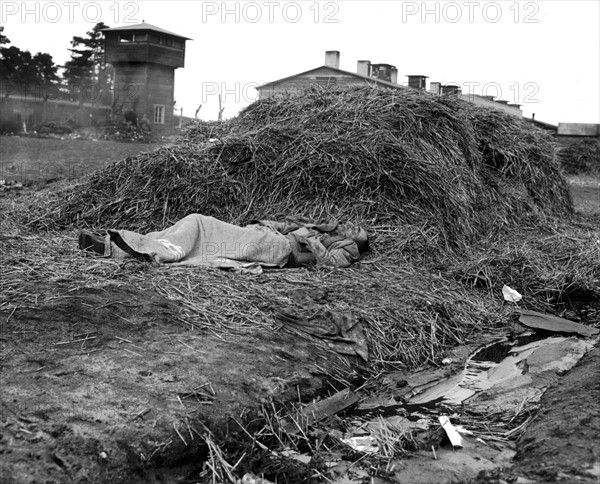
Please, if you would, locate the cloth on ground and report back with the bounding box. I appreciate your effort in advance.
[277,310,369,362]
[106,214,291,271]
[103,213,362,271]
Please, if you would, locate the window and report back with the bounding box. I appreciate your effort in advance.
[149,35,183,48]
[119,33,147,43]
[153,105,165,124]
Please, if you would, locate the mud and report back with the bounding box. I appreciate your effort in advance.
[472,345,600,484]
[0,282,349,483]
[512,345,600,482]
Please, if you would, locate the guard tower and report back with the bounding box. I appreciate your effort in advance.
[102,22,190,134]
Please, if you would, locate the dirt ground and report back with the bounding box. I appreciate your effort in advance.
[0,277,353,483]
[0,174,598,484]
[511,345,600,482]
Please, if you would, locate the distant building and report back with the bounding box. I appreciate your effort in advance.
[256,51,402,100]
[256,51,522,118]
[525,115,558,134]
[0,22,190,134]
[101,22,191,136]
[557,123,600,137]
[524,118,600,138]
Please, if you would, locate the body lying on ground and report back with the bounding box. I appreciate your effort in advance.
[78,214,369,271]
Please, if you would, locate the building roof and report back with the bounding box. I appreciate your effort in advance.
[525,117,557,131]
[257,65,403,90]
[101,22,192,40]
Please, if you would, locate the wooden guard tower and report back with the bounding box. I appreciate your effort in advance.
[102,22,190,135]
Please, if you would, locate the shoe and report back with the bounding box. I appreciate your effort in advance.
[78,231,106,255]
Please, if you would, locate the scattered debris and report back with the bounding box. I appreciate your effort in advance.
[279,449,312,464]
[341,436,379,454]
[277,310,368,361]
[439,416,463,448]
[502,284,522,303]
[409,334,596,415]
[282,388,359,433]
[241,473,275,484]
[518,309,599,337]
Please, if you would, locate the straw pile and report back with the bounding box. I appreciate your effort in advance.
[25,85,572,255]
[558,137,600,174]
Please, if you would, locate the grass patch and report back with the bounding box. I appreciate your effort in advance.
[0,135,163,183]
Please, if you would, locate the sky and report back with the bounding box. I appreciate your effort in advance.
[2,0,599,124]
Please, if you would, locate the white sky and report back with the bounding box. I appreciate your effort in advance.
[2,0,599,124]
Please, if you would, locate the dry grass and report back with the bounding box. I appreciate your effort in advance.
[557,137,600,175]
[450,222,600,312]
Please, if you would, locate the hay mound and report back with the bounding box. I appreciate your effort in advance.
[558,138,600,174]
[29,86,572,250]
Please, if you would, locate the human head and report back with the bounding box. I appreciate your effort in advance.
[340,225,369,253]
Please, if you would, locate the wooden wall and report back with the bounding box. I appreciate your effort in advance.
[104,33,185,68]
[258,67,373,100]
[112,62,176,135]
[0,95,110,132]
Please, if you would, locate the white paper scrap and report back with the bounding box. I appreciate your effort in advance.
[439,416,463,448]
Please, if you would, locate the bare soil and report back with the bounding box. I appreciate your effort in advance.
[512,345,600,482]
[0,280,348,483]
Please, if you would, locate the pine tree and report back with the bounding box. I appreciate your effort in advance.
[63,22,112,104]
[0,26,10,45]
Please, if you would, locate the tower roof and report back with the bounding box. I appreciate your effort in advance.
[101,22,191,40]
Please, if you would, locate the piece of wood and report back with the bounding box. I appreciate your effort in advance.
[282,388,359,434]
[518,309,599,337]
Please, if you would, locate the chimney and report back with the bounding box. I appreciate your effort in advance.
[391,67,398,84]
[441,84,460,96]
[370,64,395,82]
[357,60,371,77]
[407,75,428,90]
[532,113,536,120]
[429,82,441,95]
[325,50,340,69]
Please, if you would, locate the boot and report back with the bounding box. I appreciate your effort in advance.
[78,231,106,255]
